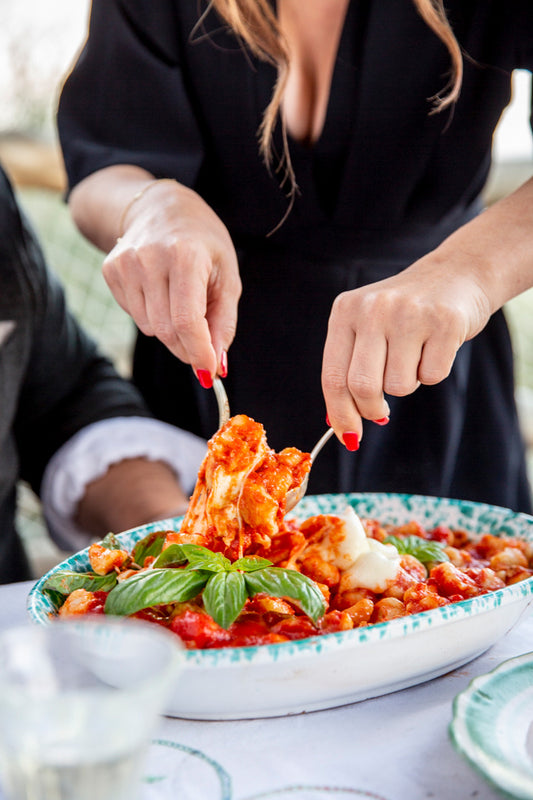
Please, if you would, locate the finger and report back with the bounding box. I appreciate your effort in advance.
[102,250,130,312]
[322,319,364,448]
[205,258,242,375]
[103,249,152,334]
[347,329,390,422]
[142,271,186,354]
[383,333,424,397]
[168,246,217,376]
[418,332,460,385]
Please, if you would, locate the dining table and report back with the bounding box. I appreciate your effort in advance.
[1,578,532,800]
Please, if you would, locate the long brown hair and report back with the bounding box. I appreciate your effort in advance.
[207,0,463,203]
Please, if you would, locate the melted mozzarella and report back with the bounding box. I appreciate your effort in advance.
[309,506,369,570]
[208,469,242,507]
[310,507,401,592]
[340,547,401,593]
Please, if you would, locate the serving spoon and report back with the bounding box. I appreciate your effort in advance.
[212,377,334,512]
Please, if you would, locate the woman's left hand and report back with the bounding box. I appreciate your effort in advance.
[321,250,493,446]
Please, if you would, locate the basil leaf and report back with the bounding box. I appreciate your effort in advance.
[100,532,124,551]
[104,568,208,616]
[384,535,450,564]
[203,571,248,629]
[43,570,117,596]
[132,531,167,566]
[244,567,326,623]
[41,588,65,611]
[180,544,231,572]
[230,556,273,572]
[152,543,189,569]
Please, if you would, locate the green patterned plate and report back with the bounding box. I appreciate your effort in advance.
[450,652,533,799]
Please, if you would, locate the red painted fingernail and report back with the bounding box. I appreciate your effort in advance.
[373,417,389,426]
[342,432,360,451]
[196,369,213,389]
[219,350,228,378]
[326,414,331,427]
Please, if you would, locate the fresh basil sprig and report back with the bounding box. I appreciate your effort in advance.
[100,532,124,551]
[104,544,327,630]
[232,556,273,572]
[151,543,189,568]
[104,568,209,616]
[384,534,449,564]
[180,544,232,572]
[43,569,118,597]
[243,567,325,616]
[203,571,248,629]
[131,531,167,566]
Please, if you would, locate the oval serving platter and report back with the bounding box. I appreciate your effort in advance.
[28,493,533,720]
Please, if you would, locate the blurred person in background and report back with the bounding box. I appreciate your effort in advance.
[0,164,206,583]
[58,1,533,512]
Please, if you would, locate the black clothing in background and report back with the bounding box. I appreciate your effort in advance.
[0,167,150,583]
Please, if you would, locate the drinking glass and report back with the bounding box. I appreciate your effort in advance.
[0,618,184,800]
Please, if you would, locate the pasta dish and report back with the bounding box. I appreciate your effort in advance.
[46,415,533,649]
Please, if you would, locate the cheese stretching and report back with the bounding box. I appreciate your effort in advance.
[179,415,400,588]
[179,415,312,558]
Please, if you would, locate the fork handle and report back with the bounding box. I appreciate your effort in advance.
[213,377,231,428]
[310,427,335,462]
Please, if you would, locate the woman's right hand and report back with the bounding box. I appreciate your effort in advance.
[100,176,242,384]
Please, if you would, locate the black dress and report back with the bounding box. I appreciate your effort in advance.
[58,0,533,511]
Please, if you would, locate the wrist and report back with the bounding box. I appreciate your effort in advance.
[118,178,178,239]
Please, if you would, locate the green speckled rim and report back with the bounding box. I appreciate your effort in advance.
[450,652,533,799]
[28,493,533,668]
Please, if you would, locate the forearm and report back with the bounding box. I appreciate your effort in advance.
[76,457,191,537]
[433,175,533,312]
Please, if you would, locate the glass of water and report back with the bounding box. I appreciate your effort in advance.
[0,618,184,800]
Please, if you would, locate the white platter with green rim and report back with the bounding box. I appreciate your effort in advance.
[450,652,533,799]
[28,493,533,720]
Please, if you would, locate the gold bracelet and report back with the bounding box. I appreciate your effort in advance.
[117,178,177,239]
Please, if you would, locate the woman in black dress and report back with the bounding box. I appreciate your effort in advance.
[58,0,533,510]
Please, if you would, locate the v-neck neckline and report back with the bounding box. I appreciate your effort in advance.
[274,0,354,151]
[255,0,371,220]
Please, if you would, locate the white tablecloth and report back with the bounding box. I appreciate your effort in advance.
[3,580,532,800]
